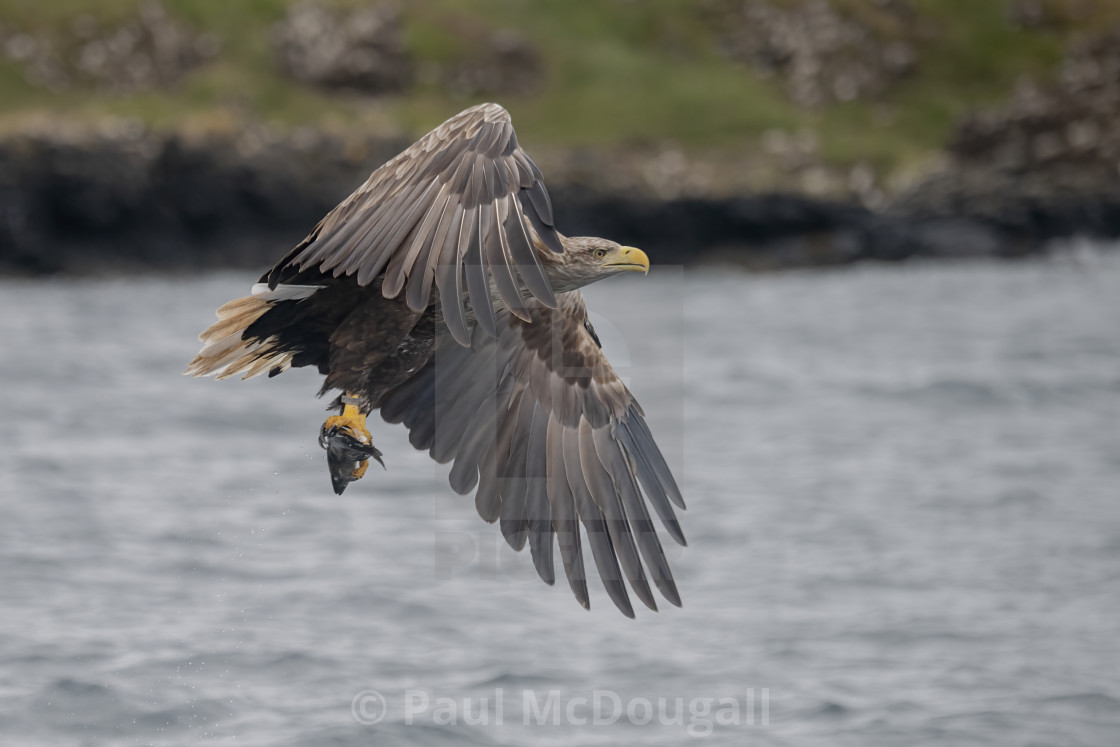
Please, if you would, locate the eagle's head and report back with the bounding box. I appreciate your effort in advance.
[545,236,650,292]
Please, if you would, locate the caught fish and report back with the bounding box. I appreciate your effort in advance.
[319,420,384,495]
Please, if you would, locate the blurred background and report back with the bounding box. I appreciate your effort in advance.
[1,2,1119,746]
[1,0,1119,271]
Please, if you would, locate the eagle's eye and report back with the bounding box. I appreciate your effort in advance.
[594,248,607,258]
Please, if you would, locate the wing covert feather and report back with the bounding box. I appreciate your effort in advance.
[261,103,563,345]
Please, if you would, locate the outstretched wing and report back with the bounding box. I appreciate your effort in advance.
[262,102,563,347]
[378,292,687,617]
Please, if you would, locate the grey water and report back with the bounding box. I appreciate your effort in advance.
[1,250,1119,746]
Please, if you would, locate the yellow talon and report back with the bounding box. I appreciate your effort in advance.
[323,402,372,448]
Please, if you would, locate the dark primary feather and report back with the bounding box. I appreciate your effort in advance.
[524,407,554,585]
[546,416,589,609]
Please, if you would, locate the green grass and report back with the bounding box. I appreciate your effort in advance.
[0,0,1112,176]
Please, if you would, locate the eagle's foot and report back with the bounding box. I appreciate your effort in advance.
[322,412,372,446]
[350,458,370,481]
[319,396,384,495]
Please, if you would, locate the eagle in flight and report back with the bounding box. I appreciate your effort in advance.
[186,103,686,617]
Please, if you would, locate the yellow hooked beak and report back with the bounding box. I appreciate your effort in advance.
[603,245,650,274]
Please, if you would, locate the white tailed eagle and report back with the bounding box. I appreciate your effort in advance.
[186,103,686,617]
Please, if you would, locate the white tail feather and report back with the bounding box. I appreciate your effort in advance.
[184,284,320,379]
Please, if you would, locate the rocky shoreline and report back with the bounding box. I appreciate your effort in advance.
[3,2,1119,275]
[2,125,1117,277]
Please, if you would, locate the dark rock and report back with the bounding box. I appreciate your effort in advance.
[273,2,413,94]
[1,124,1117,278]
[1006,0,1094,31]
[434,28,544,97]
[884,166,1120,255]
[950,25,1120,172]
[536,189,1050,268]
[0,125,407,276]
[0,2,218,91]
[920,25,1120,257]
[704,0,919,107]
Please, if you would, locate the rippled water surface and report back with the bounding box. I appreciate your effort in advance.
[1,253,1119,745]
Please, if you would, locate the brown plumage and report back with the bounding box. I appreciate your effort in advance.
[186,103,686,617]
